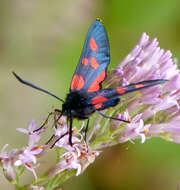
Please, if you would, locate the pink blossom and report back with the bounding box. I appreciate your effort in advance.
[17,120,45,146]
[0,144,17,181]
[100,32,180,146]
[14,145,44,180]
[48,144,100,177]
[54,119,84,151]
[117,114,151,143]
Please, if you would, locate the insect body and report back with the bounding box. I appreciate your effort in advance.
[13,19,167,145]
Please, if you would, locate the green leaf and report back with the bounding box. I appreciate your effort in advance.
[45,170,76,190]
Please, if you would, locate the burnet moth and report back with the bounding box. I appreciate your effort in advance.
[13,19,167,146]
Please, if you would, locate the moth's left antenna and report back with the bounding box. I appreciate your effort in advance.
[12,72,65,103]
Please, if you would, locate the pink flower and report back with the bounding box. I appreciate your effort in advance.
[14,145,44,180]
[48,144,100,177]
[17,120,45,146]
[112,33,180,144]
[0,144,17,181]
[117,114,151,143]
[92,32,180,147]
[54,118,84,150]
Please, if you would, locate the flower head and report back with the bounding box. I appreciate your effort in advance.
[17,120,45,146]
[14,145,44,178]
[54,116,84,150]
[89,32,180,148]
[49,144,100,177]
[0,121,46,181]
[117,114,151,144]
[0,144,17,181]
[111,33,180,144]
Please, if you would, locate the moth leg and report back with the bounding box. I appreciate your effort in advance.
[69,117,73,146]
[45,134,55,145]
[54,108,62,115]
[96,110,130,123]
[33,111,54,132]
[33,109,62,133]
[83,118,90,151]
[45,109,63,145]
[53,109,63,129]
[84,118,90,144]
[50,131,68,149]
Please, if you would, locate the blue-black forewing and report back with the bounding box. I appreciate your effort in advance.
[90,79,167,110]
[70,19,110,92]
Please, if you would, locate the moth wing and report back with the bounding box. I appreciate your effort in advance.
[70,19,110,92]
[90,79,167,110]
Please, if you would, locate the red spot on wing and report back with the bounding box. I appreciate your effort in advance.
[82,58,89,66]
[71,74,85,90]
[71,74,79,89]
[92,96,108,105]
[87,70,106,92]
[135,84,145,88]
[117,87,126,94]
[91,56,99,69]
[77,76,85,90]
[89,38,98,51]
[94,103,103,109]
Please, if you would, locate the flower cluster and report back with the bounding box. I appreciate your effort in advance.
[113,33,180,144]
[49,143,100,177]
[52,115,100,176]
[1,33,180,189]
[89,32,180,148]
[0,121,45,182]
[0,114,100,189]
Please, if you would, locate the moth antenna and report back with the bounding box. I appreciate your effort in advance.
[12,71,65,103]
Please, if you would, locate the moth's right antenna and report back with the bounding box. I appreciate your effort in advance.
[12,72,65,103]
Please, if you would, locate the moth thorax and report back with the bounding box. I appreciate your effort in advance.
[62,90,89,111]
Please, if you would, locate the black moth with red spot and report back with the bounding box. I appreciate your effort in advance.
[13,19,167,145]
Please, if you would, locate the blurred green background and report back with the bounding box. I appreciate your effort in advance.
[1,0,180,189]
